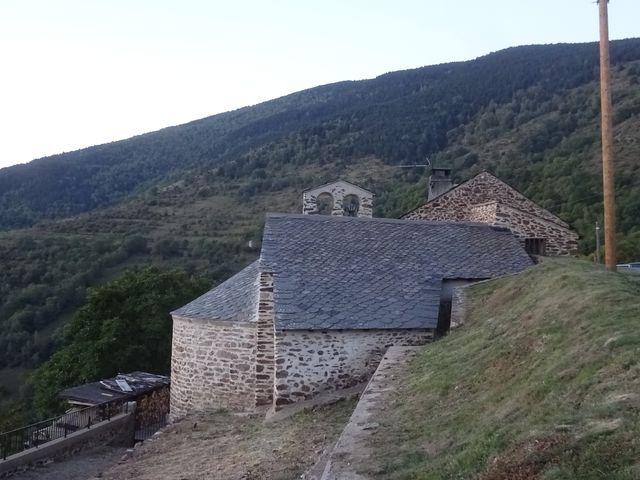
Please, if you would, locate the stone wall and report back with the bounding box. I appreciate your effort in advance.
[302,181,374,218]
[404,172,568,227]
[170,316,256,417]
[403,172,578,256]
[468,201,578,255]
[450,286,470,329]
[273,329,433,406]
[494,203,578,256]
[468,202,498,224]
[255,273,275,406]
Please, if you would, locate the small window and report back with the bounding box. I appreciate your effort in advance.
[342,194,360,217]
[525,238,546,256]
[316,192,334,215]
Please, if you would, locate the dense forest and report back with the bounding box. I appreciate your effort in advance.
[31,267,209,417]
[1,39,640,424]
[1,267,209,428]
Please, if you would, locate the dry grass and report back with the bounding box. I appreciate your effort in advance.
[100,399,356,480]
[364,259,640,479]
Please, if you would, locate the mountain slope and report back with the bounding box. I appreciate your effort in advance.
[2,39,640,404]
[2,40,640,229]
[365,259,640,479]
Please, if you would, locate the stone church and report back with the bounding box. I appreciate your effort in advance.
[169,178,545,417]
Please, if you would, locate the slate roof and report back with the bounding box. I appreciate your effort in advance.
[261,214,532,330]
[172,261,259,322]
[173,214,532,330]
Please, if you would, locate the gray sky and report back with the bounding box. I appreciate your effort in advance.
[0,0,638,169]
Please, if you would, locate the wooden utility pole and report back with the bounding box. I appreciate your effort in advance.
[598,0,617,271]
[595,220,601,264]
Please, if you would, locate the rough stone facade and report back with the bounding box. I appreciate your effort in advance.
[170,316,256,417]
[171,308,434,413]
[302,180,374,218]
[493,202,577,256]
[254,273,275,406]
[468,202,498,224]
[403,172,578,256]
[272,329,434,406]
[450,286,470,329]
[170,273,436,415]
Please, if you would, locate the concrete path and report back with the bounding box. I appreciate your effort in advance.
[320,346,422,480]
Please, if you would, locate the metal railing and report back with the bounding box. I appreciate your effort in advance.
[134,414,168,442]
[0,400,129,461]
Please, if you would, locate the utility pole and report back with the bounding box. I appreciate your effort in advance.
[598,0,617,271]
[595,220,601,264]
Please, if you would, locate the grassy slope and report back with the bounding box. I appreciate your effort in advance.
[368,260,640,479]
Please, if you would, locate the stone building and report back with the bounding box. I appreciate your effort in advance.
[170,212,533,417]
[302,180,374,217]
[403,170,579,256]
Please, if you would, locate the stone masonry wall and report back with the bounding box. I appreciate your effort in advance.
[468,201,578,255]
[273,329,433,406]
[450,286,470,329]
[404,172,569,227]
[303,181,374,218]
[403,172,577,256]
[170,316,256,417]
[468,202,498,224]
[254,273,275,406]
[494,203,578,255]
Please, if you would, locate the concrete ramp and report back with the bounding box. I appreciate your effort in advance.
[319,346,422,480]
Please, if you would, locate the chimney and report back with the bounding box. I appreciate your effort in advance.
[428,168,453,201]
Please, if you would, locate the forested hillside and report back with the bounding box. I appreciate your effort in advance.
[2,40,640,229]
[2,39,640,415]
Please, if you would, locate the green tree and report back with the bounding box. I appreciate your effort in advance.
[31,267,209,417]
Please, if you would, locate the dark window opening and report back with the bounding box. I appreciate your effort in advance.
[436,279,484,338]
[316,192,334,215]
[525,238,546,256]
[342,194,360,217]
[436,300,452,337]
